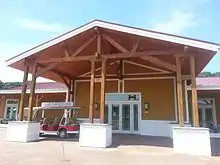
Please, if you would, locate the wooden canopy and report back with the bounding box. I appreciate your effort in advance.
[8,20,219,126]
[6,20,219,83]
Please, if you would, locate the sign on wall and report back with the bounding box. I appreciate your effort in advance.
[106,93,140,102]
[41,102,74,108]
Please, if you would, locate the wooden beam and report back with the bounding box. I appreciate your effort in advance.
[141,56,177,72]
[27,64,37,121]
[37,63,73,80]
[100,60,106,123]
[71,35,97,57]
[38,49,183,64]
[97,32,101,55]
[117,59,123,79]
[65,80,71,102]
[60,76,71,89]
[176,56,184,126]
[190,55,199,127]
[64,49,71,58]
[18,63,29,121]
[131,40,139,53]
[77,73,175,80]
[36,62,61,77]
[89,61,95,123]
[102,34,129,53]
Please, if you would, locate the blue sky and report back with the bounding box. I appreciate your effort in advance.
[0,0,219,82]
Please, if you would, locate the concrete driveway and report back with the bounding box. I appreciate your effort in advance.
[0,128,220,165]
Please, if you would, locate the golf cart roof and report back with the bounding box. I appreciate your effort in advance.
[24,106,83,110]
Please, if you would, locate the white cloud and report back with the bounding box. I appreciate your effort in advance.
[0,43,50,82]
[153,10,197,34]
[16,18,69,33]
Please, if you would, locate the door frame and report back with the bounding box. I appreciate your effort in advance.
[198,98,217,128]
[4,99,19,120]
[105,93,141,134]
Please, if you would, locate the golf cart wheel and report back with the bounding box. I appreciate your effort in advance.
[58,129,67,139]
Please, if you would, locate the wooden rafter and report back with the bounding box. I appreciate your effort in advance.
[102,34,129,53]
[141,56,176,72]
[96,29,101,56]
[36,62,61,77]
[71,35,97,57]
[124,60,170,73]
[79,60,119,77]
[37,63,73,80]
[64,49,70,58]
[131,40,139,53]
[38,49,183,64]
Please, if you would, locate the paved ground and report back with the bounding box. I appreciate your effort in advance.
[1,128,220,165]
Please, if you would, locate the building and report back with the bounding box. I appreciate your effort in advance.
[3,20,220,155]
[0,77,220,137]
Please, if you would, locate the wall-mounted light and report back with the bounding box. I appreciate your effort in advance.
[144,102,149,113]
[94,102,99,111]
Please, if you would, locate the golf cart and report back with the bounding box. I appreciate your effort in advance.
[29,102,83,138]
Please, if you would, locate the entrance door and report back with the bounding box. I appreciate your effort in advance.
[198,107,215,129]
[105,103,140,134]
[198,98,216,130]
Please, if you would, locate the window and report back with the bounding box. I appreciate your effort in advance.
[4,99,19,121]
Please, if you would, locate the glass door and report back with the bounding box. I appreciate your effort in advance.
[121,104,131,132]
[106,102,140,134]
[133,104,139,132]
[111,104,120,131]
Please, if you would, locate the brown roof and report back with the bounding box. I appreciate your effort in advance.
[9,82,67,91]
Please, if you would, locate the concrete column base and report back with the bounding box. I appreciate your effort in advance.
[79,123,112,148]
[173,126,211,156]
[6,121,40,142]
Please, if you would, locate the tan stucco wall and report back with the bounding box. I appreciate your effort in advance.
[124,78,176,120]
[75,80,118,118]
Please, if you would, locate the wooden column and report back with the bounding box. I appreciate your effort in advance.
[89,61,95,123]
[35,95,40,107]
[70,80,74,102]
[190,56,199,127]
[18,64,29,121]
[27,64,37,121]
[100,60,106,123]
[176,56,184,126]
[65,84,71,102]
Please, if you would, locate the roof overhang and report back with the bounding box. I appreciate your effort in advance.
[0,89,67,94]
[5,20,220,82]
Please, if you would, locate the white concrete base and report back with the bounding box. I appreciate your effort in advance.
[6,121,40,142]
[173,127,211,156]
[79,123,112,148]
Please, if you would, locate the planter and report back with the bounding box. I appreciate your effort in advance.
[79,123,112,148]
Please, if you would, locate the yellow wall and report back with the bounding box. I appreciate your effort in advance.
[124,78,175,120]
[75,80,118,118]
[75,78,176,121]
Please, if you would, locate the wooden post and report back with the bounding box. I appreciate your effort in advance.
[18,64,29,121]
[70,80,74,102]
[100,60,106,123]
[27,64,37,121]
[89,61,95,123]
[190,56,199,127]
[176,56,184,126]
